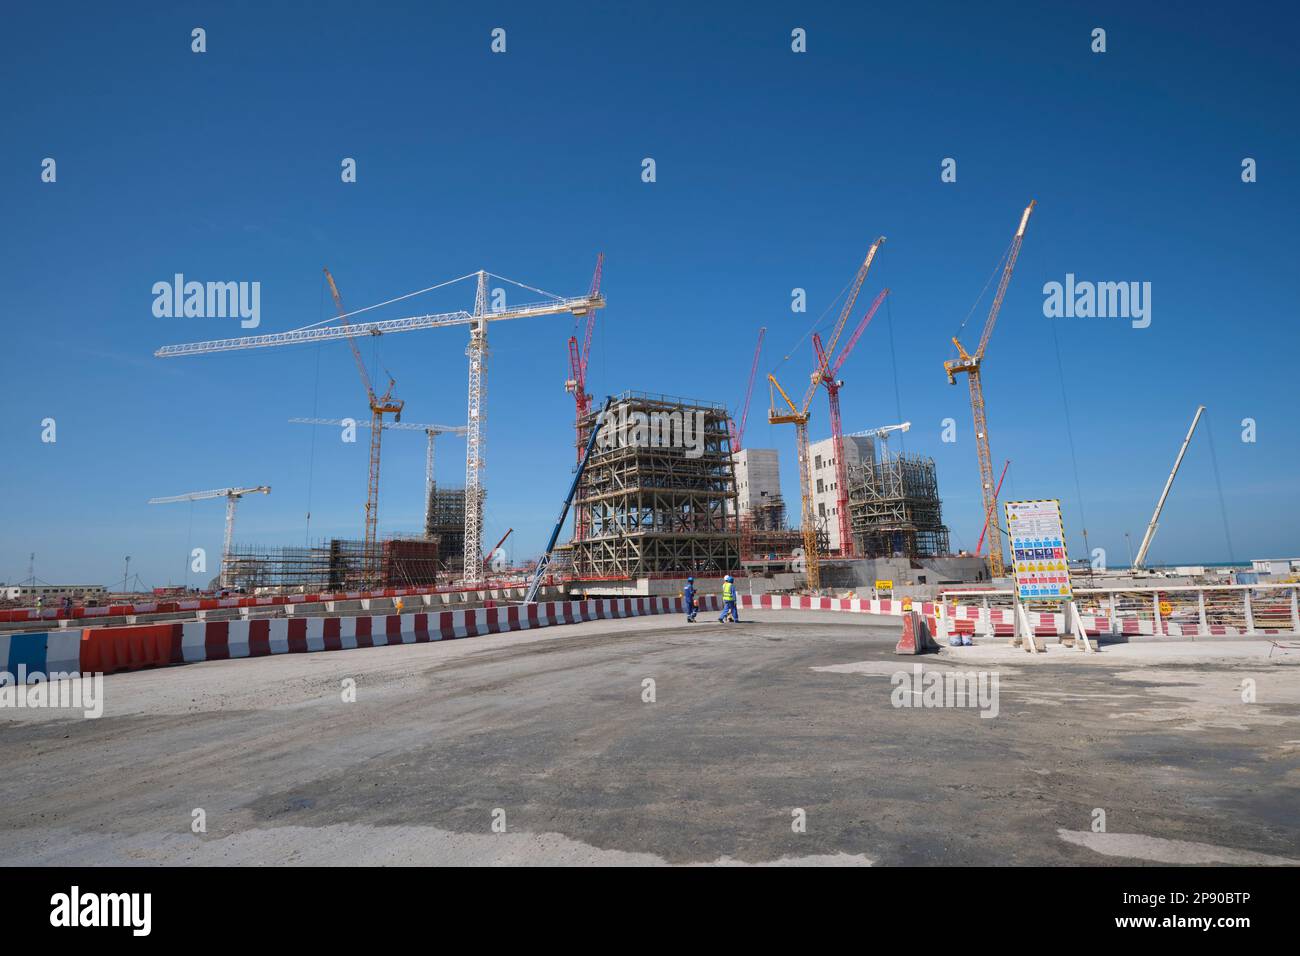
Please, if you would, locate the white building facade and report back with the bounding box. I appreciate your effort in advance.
[808,434,874,553]
[730,448,782,518]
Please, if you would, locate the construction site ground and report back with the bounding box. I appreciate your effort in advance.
[1,610,1296,866]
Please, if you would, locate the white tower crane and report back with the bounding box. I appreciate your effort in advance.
[155,263,605,585]
[148,486,271,589]
[845,421,912,460]
[287,418,467,536]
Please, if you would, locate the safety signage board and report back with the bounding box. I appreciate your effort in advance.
[1004,499,1072,601]
[875,580,894,591]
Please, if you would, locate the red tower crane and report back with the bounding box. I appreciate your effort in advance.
[565,253,604,540]
[976,459,1011,556]
[729,327,766,452]
[811,288,890,557]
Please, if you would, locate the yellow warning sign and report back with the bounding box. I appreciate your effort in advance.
[875,580,894,591]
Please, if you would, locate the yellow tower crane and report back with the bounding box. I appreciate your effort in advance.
[943,200,1035,579]
[323,267,405,584]
[768,237,886,591]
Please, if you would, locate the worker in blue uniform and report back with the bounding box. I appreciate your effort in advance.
[683,576,698,622]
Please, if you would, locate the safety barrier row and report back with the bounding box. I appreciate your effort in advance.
[0,596,723,684]
[0,578,544,624]
[10,588,1277,686]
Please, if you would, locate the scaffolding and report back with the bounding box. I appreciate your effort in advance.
[847,451,950,559]
[565,392,741,578]
[225,536,440,592]
[424,487,481,574]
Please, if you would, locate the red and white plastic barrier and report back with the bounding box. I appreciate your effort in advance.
[4,596,722,682]
[0,579,544,624]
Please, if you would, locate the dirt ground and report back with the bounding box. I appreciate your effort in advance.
[1,610,1296,866]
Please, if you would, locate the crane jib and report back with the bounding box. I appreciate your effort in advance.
[154,295,606,358]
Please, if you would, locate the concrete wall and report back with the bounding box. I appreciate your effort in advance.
[730,448,782,516]
[808,435,871,552]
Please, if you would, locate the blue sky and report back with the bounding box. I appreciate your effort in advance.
[2,1,1297,587]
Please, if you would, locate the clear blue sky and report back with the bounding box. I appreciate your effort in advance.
[2,1,1297,587]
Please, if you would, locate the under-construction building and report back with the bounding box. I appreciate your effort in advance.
[565,392,740,578]
[847,450,950,559]
[424,487,479,574]
[225,536,440,592]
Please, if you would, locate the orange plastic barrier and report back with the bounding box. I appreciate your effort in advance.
[81,624,180,674]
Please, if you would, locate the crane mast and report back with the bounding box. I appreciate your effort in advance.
[566,254,605,542]
[158,262,606,587]
[768,374,819,590]
[148,485,271,589]
[287,417,467,542]
[812,288,889,557]
[944,200,1035,579]
[324,268,404,584]
[767,239,887,590]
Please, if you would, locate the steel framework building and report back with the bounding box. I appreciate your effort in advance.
[225,537,440,592]
[847,451,950,559]
[565,392,740,578]
[424,486,482,574]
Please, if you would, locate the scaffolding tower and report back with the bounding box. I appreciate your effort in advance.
[565,392,741,578]
[847,449,951,559]
[225,536,440,592]
[424,487,482,575]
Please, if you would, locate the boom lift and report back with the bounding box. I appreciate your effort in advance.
[524,396,614,604]
[1133,405,1205,569]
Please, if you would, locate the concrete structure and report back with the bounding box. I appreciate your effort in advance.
[809,434,873,553]
[731,448,782,518]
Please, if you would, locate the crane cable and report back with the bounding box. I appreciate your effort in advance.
[774,269,858,373]
[955,235,1014,342]
[290,272,482,333]
[1049,316,1090,560]
[884,293,905,453]
[304,280,326,545]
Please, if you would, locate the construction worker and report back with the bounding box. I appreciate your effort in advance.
[683,576,698,623]
[718,575,740,623]
[394,597,404,614]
